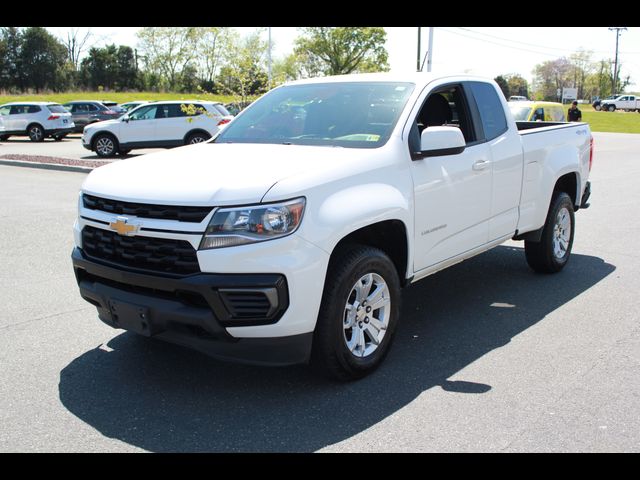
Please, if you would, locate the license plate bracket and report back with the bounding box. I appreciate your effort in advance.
[108,299,154,337]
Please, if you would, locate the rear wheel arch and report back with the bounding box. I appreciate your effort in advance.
[553,172,579,208]
[184,129,211,144]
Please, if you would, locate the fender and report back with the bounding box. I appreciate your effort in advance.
[518,141,584,235]
[291,182,413,275]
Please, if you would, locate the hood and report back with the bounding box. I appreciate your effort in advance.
[81,142,381,206]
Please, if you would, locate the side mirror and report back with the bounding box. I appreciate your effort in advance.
[123,115,130,123]
[414,126,466,160]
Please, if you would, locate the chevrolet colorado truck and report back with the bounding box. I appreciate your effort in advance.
[72,73,593,380]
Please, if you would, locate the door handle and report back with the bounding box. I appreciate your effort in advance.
[472,159,490,171]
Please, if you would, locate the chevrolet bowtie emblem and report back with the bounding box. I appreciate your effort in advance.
[109,217,139,236]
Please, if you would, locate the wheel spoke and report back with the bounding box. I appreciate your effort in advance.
[369,315,385,332]
[356,274,374,302]
[356,328,366,356]
[364,324,380,345]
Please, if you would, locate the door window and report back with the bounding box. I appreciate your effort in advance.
[129,105,158,121]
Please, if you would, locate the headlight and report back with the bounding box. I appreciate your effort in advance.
[199,197,305,249]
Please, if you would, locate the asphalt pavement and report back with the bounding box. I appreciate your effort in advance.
[0,132,639,452]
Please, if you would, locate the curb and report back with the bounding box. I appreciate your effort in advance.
[0,158,95,173]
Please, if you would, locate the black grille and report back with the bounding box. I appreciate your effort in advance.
[83,194,212,223]
[219,290,274,319]
[81,226,200,275]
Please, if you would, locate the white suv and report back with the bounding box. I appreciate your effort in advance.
[0,102,75,142]
[82,101,233,157]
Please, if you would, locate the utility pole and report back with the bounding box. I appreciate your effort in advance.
[608,27,627,95]
[417,27,421,72]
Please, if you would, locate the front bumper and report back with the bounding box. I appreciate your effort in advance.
[72,247,312,366]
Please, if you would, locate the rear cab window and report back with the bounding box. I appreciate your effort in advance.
[468,81,508,140]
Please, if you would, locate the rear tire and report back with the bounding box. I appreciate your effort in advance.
[525,191,575,274]
[186,132,211,145]
[594,104,601,111]
[0,135,9,141]
[608,105,616,112]
[28,124,45,142]
[310,245,401,381]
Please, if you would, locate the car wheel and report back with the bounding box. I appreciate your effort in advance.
[186,132,211,145]
[310,244,401,381]
[525,191,575,274]
[594,104,601,111]
[118,148,131,156]
[28,124,45,142]
[608,105,616,112]
[94,134,118,157]
[53,134,67,142]
[0,135,9,141]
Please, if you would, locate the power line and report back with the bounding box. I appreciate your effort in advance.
[437,27,566,57]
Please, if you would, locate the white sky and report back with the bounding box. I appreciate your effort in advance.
[46,27,640,92]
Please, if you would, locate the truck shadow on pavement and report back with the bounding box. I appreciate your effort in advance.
[58,245,615,452]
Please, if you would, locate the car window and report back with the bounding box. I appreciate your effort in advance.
[27,105,41,113]
[10,105,26,115]
[509,105,533,121]
[0,106,10,116]
[155,104,170,119]
[88,104,101,112]
[167,104,187,118]
[47,104,68,114]
[468,82,508,140]
[213,104,230,116]
[129,105,158,121]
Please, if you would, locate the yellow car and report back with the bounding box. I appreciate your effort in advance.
[508,101,566,122]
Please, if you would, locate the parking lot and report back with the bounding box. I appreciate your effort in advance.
[0,133,164,162]
[0,132,639,452]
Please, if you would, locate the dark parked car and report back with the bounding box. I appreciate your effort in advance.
[224,101,252,116]
[100,101,127,115]
[592,94,621,111]
[62,101,123,133]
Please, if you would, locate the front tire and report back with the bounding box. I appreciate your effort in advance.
[525,191,575,273]
[310,245,401,381]
[93,134,118,157]
[608,105,616,112]
[594,104,601,111]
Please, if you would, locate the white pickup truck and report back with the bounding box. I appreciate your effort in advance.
[72,73,593,380]
[600,94,640,112]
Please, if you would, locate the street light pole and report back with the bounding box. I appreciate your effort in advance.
[608,27,627,95]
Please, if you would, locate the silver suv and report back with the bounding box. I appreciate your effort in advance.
[0,102,75,142]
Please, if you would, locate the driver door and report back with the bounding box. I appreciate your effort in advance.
[120,104,158,145]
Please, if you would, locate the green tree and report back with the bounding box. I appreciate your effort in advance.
[293,27,389,76]
[217,29,269,103]
[532,57,572,101]
[0,28,25,91]
[20,27,69,92]
[494,75,509,98]
[137,27,199,90]
[506,74,529,98]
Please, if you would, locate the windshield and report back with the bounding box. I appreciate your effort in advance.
[215,82,415,148]
[509,105,532,121]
